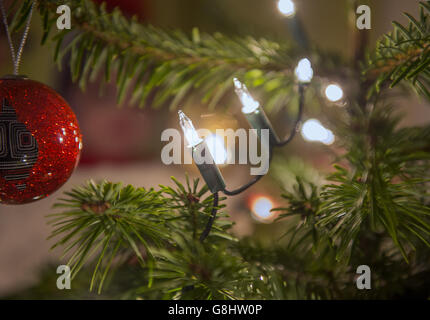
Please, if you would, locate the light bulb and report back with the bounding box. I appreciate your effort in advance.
[325,84,343,102]
[301,119,335,145]
[277,0,295,17]
[251,196,275,222]
[295,58,313,83]
[233,78,260,114]
[178,110,203,148]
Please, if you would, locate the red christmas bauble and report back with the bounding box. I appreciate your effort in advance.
[0,76,82,204]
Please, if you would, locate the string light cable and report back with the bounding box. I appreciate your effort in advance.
[221,79,306,196]
[199,192,219,242]
[275,83,306,147]
[178,59,313,241]
[221,146,274,196]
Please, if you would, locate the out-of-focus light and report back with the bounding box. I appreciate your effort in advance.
[233,78,260,114]
[251,196,275,222]
[301,119,335,145]
[178,110,203,148]
[205,134,228,165]
[277,0,295,17]
[325,84,343,102]
[295,58,313,83]
[321,129,335,145]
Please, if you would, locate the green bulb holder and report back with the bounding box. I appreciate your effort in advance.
[192,140,226,194]
[244,107,280,146]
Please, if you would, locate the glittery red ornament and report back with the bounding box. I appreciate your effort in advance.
[0,75,82,204]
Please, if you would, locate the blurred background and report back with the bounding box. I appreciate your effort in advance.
[0,0,428,297]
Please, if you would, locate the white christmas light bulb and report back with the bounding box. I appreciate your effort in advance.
[233,78,260,114]
[325,84,343,102]
[295,58,313,83]
[277,0,295,17]
[301,119,335,145]
[178,110,203,148]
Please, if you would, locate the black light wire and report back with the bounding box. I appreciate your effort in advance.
[222,146,274,196]
[199,192,219,242]
[221,84,306,196]
[200,85,306,242]
[275,84,306,147]
[184,76,307,297]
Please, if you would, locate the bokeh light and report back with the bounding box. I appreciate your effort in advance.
[301,119,335,145]
[277,0,295,17]
[325,84,344,102]
[250,196,276,222]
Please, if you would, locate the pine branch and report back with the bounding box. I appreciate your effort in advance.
[48,177,234,295]
[33,0,308,110]
[47,180,171,293]
[137,233,252,300]
[318,105,430,263]
[366,1,430,100]
[11,0,430,105]
[159,175,232,243]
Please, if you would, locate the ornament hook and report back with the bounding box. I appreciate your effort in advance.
[0,0,35,75]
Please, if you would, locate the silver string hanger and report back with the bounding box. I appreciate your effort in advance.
[0,0,35,75]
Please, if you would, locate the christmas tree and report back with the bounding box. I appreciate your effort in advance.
[1,0,430,300]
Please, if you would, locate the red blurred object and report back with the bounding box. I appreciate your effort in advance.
[91,0,148,18]
[0,76,82,204]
